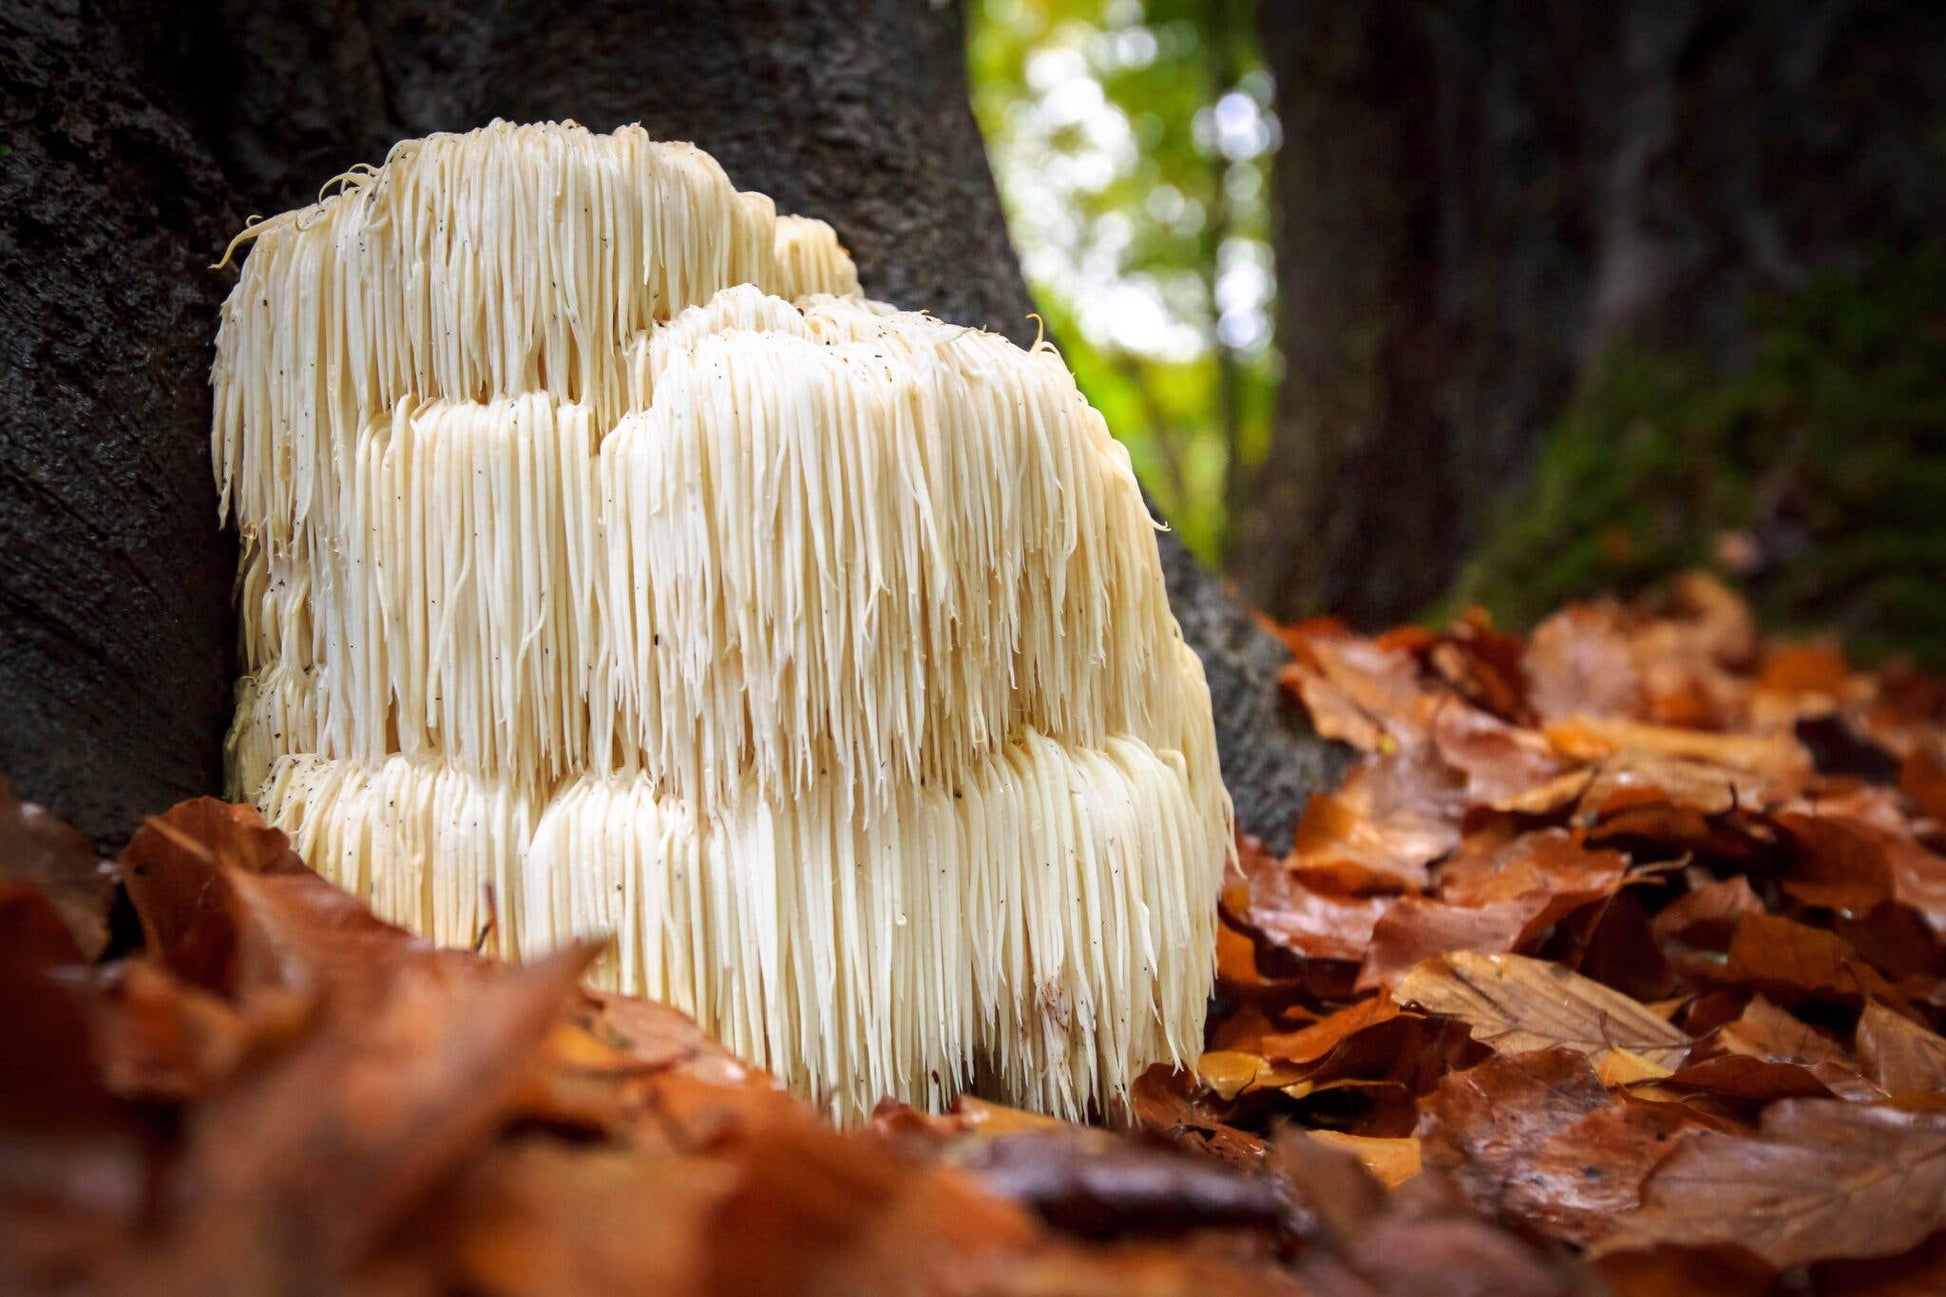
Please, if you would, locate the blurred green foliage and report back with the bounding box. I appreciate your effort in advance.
[968,0,1272,562]
[1454,246,1946,664]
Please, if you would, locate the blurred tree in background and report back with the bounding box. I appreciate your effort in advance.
[972,0,1946,664]
[970,0,1272,562]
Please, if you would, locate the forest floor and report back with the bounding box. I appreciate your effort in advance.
[6,573,1946,1296]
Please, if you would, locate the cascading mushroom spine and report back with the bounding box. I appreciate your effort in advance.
[214,118,1233,1123]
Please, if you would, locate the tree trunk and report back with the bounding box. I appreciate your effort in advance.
[0,1,241,846]
[2,0,1345,848]
[1239,0,1946,628]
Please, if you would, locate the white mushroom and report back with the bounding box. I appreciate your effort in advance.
[215,120,1231,1122]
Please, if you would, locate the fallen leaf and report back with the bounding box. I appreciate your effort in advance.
[1903,747,1946,824]
[1546,716,1810,786]
[1855,1002,1946,1096]
[1651,875,1766,949]
[1396,951,1691,1071]
[1598,1100,1946,1270]
[1812,1230,1946,1297]
[1422,613,1534,726]
[1289,750,1465,892]
[0,782,115,959]
[1357,897,1540,991]
[1420,1049,1693,1244]
[1667,996,1883,1103]
[1429,701,1565,806]
[1128,1066,1267,1170]
[1302,1131,1421,1188]
[1757,643,1853,702]
[1594,1243,1777,1297]
[1698,912,1911,1014]
[950,1131,1288,1240]
[1777,811,1899,915]
[1525,603,1647,723]
[118,798,308,994]
[1195,1050,1305,1101]
[1437,829,1629,909]
[1243,867,1392,962]
[1281,630,1429,752]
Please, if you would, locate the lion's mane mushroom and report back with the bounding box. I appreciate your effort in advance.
[215,120,1232,1121]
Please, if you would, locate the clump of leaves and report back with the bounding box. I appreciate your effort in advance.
[0,788,1597,1296]
[1456,243,1946,665]
[6,573,1945,1295]
[1180,573,1946,1293]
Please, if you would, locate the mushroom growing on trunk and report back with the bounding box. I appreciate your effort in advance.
[215,121,1231,1121]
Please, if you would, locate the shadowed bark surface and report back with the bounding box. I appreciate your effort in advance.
[0,1,239,847]
[3,0,1343,848]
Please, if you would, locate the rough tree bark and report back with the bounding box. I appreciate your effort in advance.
[2,0,1344,849]
[0,2,240,845]
[1235,0,1946,628]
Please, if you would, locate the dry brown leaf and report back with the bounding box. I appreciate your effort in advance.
[1546,716,1810,785]
[1281,630,1430,752]
[0,782,114,959]
[950,1131,1289,1241]
[1651,875,1766,949]
[1238,838,1394,965]
[1194,1050,1306,1101]
[1289,750,1465,893]
[1357,897,1540,991]
[1855,1002,1946,1096]
[1701,912,1911,1013]
[1777,809,1946,936]
[1396,951,1690,1071]
[1812,1231,1946,1297]
[1525,602,1648,723]
[1597,1100,1946,1270]
[1428,701,1566,806]
[1437,829,1629,909]
[1421,612,1535,726]
[1903,747,1946,824]
[1666,996,1884,1103]
[1128,1065,1267,1170]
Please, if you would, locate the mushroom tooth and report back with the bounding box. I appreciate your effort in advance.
[518,725,1220,1125]
[769,215,863,302]
[258,753,543,961]
[212,120,859,549]
[602,305,1189,818]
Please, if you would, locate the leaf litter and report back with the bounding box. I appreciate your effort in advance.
[5,572,1946,1294]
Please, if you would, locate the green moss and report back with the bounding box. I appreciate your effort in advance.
[1453,245,1946,664]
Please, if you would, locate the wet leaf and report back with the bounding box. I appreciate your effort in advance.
[1421,1049,1692,1244]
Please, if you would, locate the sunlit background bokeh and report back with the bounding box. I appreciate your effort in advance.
[971,0,1269,564]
